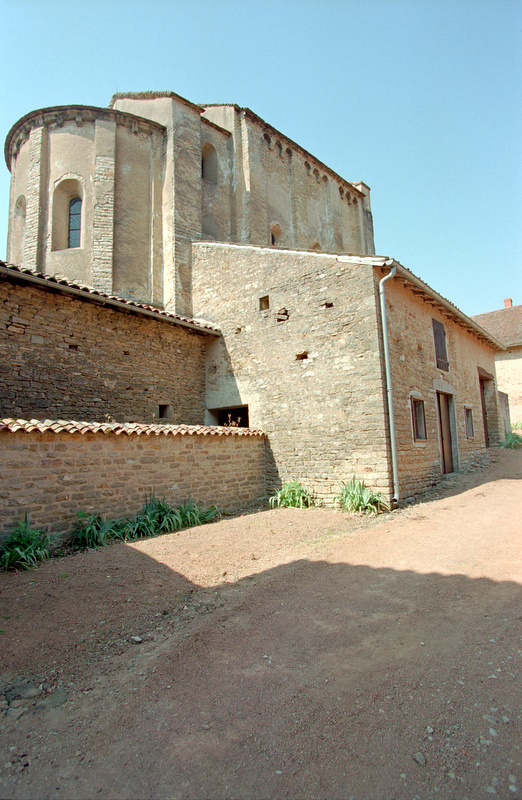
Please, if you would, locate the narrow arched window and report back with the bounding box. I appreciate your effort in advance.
[68,198,82,248]
[201,143,218,184]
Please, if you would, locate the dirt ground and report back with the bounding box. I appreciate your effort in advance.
[0,449,521,800]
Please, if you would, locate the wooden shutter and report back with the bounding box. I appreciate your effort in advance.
[432,319,449,371]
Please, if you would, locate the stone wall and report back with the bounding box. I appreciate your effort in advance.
[494,347,522,424]
[192,243,391,502]
[383,274,502,498]
[0,277,210,424]
[0,424,266,536]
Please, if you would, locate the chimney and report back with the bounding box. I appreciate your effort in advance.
[504,298,513,308]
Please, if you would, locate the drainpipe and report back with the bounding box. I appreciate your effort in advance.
[379,261,400,505]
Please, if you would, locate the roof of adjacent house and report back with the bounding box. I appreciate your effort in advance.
[0,418,263,437]
[471,305,522,348]
[0,262,221,335]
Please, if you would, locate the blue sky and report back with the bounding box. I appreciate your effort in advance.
[1,0,520,316]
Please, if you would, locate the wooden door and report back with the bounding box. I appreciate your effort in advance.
[479,379,489,447]
[437,392,454,474]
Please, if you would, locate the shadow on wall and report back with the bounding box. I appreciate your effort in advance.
[1,529,520,798]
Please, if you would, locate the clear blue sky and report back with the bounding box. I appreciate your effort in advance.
[1,0,520,316]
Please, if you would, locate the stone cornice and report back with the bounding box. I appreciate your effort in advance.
[4,105,166,169]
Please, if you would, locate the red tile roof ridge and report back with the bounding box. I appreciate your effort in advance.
[0,418,264,437]
[0,261,220,334]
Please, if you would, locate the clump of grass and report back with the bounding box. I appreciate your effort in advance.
[70,513,128,549]
[70,494,220,550]
[0,514,52,570]
[269,480,314,508]
[511,421,522,431]
[500,431,522,449]
[335,477,389,515]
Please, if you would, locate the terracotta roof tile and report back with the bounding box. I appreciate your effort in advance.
[0,262,221,334]
[471,305,522,348]
[0,418,264,437]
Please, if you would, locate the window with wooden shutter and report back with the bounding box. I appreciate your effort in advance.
[432,319,449,371]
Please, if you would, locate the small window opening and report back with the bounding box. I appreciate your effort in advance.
[68,343,78,351]
[68,197,82,248]
[201,143,218,184]
[321,301,333,309]
[215,406,249,428]
[411,398,427,441]
[270,224,283,246]
[259,295,270,311]
[465,408,474,438]
[296,352,308,361]
[158,404,171,420]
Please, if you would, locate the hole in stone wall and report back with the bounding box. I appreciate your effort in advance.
[259,295,270,311]
[296,352,308,361]
[211,405,249,428]
[158,404,171,419]
[321,301,334,309]
[68,343,78,350]
[276,308,289,322]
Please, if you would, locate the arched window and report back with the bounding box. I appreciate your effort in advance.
[52,178,83,251]
[11,195,26,265]
[68,197,82,248]
[201,143,218,184]
[270,224,283,246]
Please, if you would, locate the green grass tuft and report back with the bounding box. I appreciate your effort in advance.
[269,480,314,508]
[0,514,52,570]
[335,477,389,515]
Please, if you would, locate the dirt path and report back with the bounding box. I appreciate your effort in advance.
[1,449,521,800]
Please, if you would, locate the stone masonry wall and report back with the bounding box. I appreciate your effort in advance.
[192,244,391,502]
[0,426,266,536]
[383,274,501,499]
[0,278,209,424]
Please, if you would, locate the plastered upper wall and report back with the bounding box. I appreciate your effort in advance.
[6,106,166,302]
[6,92,375,316]
[202,105,375,255]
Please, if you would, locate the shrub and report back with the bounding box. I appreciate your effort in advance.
[269,480,314,508]
[70,494,220,550]
[70,513,128,549]
[500,431,522,449]
[0,515,51,570]
[335,477,389,515]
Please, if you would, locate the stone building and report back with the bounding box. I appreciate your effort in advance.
[472,299,522,425]
[2,91,505,506]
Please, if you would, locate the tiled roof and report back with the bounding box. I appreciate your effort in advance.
[0,418,264,437]
[471,305,522,348]
[0,262,221,335]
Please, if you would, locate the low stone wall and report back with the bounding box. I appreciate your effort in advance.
[0,420,266,537]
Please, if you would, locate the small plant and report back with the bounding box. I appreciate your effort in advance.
[335,477,389,515]
[269,480,314,508]
[0,514,52,570]
[500,431,522,449]
[69,494,220,550]
[512,421,522,431]
[70,512,126,549]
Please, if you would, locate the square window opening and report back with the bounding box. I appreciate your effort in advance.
[259,295,270,311]
[158,404,171,420]
[212,405,249,428]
